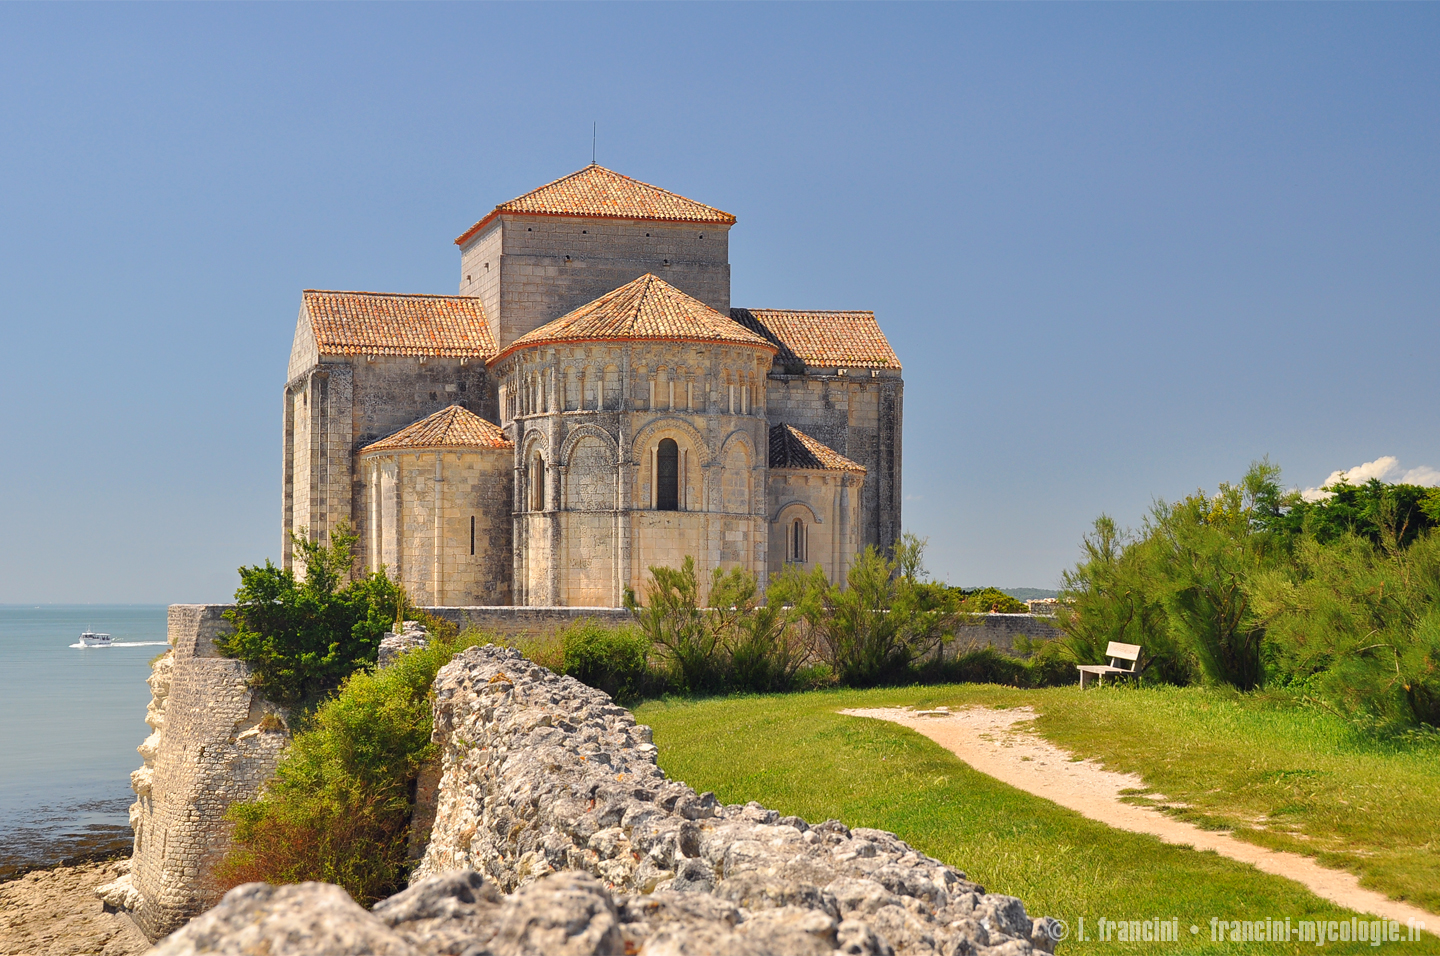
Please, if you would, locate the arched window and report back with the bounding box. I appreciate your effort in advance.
[656,438,679,511]
[530,454,546,511]
[792,518,806,563]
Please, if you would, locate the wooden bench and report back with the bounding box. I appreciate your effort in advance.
[1077,641,1141,688]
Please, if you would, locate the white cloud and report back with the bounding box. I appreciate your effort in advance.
[1301,456,1440,501]
[1401,466,1440,487]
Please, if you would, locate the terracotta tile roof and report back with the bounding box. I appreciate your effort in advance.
[769,424,866,474]
[730,309,900,371]
[492,274,777,363]
[456,164,735,245]
[303,290,496,359]
[361,405,511,454]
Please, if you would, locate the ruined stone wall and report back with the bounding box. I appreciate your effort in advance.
[99,605,290,942]
[408,644,1055,956]
[421,605,633,636]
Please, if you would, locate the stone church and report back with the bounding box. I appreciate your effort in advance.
[283,164,903,607]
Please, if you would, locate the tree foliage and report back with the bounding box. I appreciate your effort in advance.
[218,632,484,904]
[218,524,405,705]
[1059,459,1440,723]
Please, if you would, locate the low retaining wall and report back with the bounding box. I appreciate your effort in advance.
[424,606,1065,655]
[421,605,632,636]
[949,613,1063,655]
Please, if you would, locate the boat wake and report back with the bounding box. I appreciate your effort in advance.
[69,641,169,649]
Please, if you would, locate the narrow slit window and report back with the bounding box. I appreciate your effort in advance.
[656,439,679,511]
[470,515,475,555]
[792,518,806,563]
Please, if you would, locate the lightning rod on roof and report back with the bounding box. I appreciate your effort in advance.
[592,122,597,165]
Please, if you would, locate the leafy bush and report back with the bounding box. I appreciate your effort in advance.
[956,587,1029,614]
[1057,459,1440,724]
[624,557,814,695]
[560,619,653,702]
[803,536,962,687]
[218,524,404,705]
[1253,531,1440,727]
[218,630,487,903]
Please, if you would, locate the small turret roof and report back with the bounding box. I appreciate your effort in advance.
[455,164,735,246]
[768,424,866,473]
[361,405,511,454]
[491,274,776,363]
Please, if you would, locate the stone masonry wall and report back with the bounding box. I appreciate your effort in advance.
[411,644,1056,955]
[99,605,290,942]
[461,215,732,350]
[765,371,902,556]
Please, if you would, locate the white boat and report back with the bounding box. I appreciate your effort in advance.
[78,630,113,647]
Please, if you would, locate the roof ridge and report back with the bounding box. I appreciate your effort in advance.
[303,289,482,299]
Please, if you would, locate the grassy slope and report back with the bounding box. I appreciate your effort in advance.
[637,686,1433,955]
[897,684,1440,913]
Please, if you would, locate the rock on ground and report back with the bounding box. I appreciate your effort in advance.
[0,860,149,956]
[157,868,1055,956]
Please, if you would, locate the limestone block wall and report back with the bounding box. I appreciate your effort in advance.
[361,446,513,606]
[461,215,732,349]
[283,352,497,575]
[104,605,290,942]
[497,341,774,606]
[766,370,902,554]
[766,468,863,585]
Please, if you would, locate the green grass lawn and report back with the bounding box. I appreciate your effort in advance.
[636,685,1439,954]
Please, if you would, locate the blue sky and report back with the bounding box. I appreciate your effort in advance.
[1,4,1436,603]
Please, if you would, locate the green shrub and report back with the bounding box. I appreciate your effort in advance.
[560,619,654,702]
[218,630,487,903]
[803,539,961,687]
[624,558,814,695]
[957,587,1029,614]
[1254,531,1440,727]
[218,524,404,706]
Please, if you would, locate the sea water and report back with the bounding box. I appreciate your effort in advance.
[0,605,168,877]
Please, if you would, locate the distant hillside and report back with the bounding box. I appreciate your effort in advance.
[999,588,1059,601]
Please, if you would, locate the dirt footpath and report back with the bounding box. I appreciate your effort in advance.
[0,860,149,956]
[842,705,1439,928]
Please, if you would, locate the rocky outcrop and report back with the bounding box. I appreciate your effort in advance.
[155,865,1056,956]
[96,605,291,941]
[410,645,1056,955]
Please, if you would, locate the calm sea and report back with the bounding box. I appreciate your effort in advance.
[0,605,168,877]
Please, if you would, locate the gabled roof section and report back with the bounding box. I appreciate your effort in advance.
[361,405,511,454]
[731,309,900,371]
[456,164,736,246]
[769,424,866,474]
[492,274,776,364]
[303,291,496,359]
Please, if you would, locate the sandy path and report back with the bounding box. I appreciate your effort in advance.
[841,706,1438,927]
